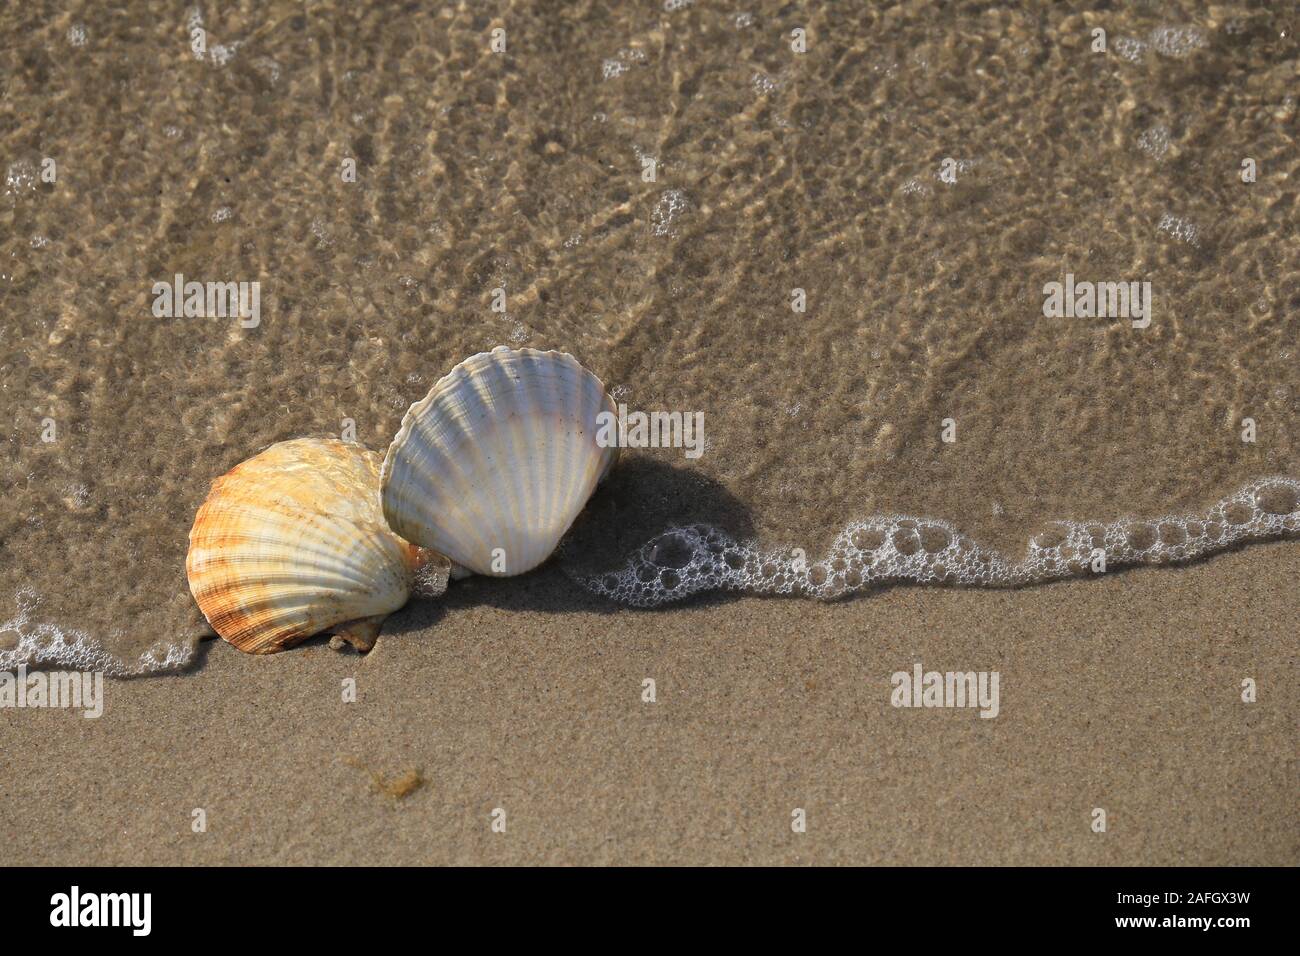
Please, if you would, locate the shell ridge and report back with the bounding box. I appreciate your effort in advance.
[187,438,417,653]
[539,360,572,541]
[425,370,509,564]
[378,348,618,576]
[190,518,413,593]
[506,359,542,566]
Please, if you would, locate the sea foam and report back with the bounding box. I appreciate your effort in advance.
[0,588,195,677]
[572,477,1300,607]
[2,478,1296,674]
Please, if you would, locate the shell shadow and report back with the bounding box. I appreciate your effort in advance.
[380,455,755,633]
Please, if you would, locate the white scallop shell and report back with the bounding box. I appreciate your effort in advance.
[186,438,447,654]
[381,347,619,576]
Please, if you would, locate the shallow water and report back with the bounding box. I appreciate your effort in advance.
[1,1,1296,672]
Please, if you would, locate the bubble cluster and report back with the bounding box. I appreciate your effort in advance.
[1149,25,1207,59]
[4,159,37,195]
[601,47,646,81]
[572,478,1300,607]
[1112,36,1149,62]
[649,189,689,237]
[1136,124,1171,160]
[5,480,1296,672]
[1157,211,1201,247]
[0,589,195,678]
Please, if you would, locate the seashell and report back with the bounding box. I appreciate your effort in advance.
[381,346,619,576]
[187,438,449,654]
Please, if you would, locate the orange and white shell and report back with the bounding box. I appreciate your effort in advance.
[381,347,619,577]
[186,438,442,654]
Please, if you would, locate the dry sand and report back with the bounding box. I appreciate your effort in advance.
[6,542,1295,866]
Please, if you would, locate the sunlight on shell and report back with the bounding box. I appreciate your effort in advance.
[187,438,445,654]
[381,347,618,576]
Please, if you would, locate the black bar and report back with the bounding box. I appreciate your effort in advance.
[0,867,1283,941]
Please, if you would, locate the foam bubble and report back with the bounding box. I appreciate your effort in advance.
[1137,125,1172,160]
[650,189,689,237]
[1157,212,1201,246]
[1149,25,1207,59]
[0,588,196,677]
[1112,36,1148,62]
[571,478,1300,607]
[8,478,1296,672]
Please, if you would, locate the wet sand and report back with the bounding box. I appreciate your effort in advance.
[7,542,1295,866]
[3,1,1298,669]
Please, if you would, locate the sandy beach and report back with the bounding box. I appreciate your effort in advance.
[7,542,1295,866]
[2,1,1297,868]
